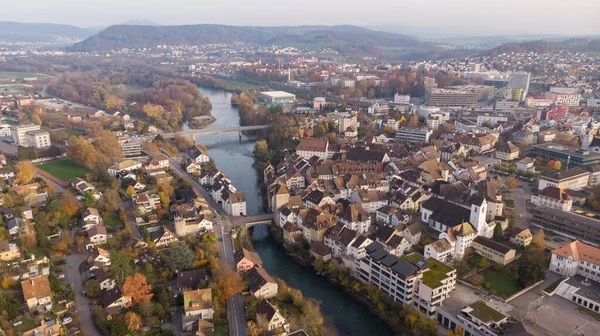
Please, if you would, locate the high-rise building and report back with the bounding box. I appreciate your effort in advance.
[507,72,531,100]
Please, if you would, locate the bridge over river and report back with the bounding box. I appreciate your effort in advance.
[163,125,270,138]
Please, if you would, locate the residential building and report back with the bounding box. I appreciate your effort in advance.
[504,228,532,247]
[90,268,116,291]
[537,104,568,121]
[396,126,433,144]
[11,124,42,146]
[86,225,108,249]
[425,222,476,262]
[472,236,516,265]
[132,193,161,213]
[176,269,208,295]
[150,226,178,248]
[531,186,572,212]
[255,299,289,333]
[538,168,589,191]
[357,244,457,319]
[517,157,535,172]
[476,114,508,127]
[338,203,371,234]
[247,267,278,299]
[189,146,210,164]
[25,129,51,149]
[119,137,142,156]
[147,154,170,169]
[223,191,247,216]
[22,275,52,311]
[477,178,504,221]
[0,239,20,261]
[495,142,519,161]
[22,319,61,336]
[296,139,329,160]
[182,288,214,331]
[102,288,131,315]
[235,248,263,272]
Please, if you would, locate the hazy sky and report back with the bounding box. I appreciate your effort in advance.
[7,0,600,36]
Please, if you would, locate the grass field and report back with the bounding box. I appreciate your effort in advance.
[221,78,260,91]
[104,214,124,228]
[482,269,523,298]
[0,71,48,79]
[37,159,91,181]
[51,129,84,138]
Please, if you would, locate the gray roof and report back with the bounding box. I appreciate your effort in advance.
[391,260,419,278]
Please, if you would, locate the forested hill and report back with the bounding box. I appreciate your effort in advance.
[481,37,600,56]
[68,24,455,60]
[0,21,99,42]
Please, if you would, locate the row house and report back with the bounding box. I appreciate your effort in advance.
[337,203,371,234]
[223,191,247,216]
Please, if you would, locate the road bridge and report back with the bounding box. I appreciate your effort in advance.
[163,125,270,138]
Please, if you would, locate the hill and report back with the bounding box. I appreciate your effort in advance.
[482,37,600,56]
[68,24,453,60]
[0,21,100,43]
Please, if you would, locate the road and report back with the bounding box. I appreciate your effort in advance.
[65,234,100,336]
[168,156,247,336]
[118,200,142,239]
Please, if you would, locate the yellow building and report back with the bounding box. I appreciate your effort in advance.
[473,237,516,265]
[0,239,20,261]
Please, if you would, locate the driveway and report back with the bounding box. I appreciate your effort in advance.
[65,238,100,336]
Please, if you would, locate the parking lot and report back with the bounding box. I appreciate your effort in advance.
[526,295,600,336]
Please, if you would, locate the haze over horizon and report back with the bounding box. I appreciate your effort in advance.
[7,0,600,37]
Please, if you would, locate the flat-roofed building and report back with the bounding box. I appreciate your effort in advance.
[530,143,600,167]
[472,237,516,265]
[531,206,600,246]
[425,87,477,107]
[258,91,296,103]
[396,126,433,144]
[538,168,589,191]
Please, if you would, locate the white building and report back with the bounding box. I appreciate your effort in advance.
[396,126,433,144]
[11,125,51,148]
[258,91,296,103]
[531,186,573,212]
[476,114,508,127]
[223,191,247,216]
[296,139,329,160]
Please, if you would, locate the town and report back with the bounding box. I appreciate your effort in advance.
[1,8,600,336]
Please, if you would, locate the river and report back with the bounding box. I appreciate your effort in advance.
[193,86,392,336]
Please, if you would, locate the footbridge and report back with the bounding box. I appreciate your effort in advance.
[163,125,270,138]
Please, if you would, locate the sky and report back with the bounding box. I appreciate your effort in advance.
[6,0,600,36]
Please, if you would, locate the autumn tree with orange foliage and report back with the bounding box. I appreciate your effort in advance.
[123,273,153,307]
[124,311,142,332]
[62,191,79,218]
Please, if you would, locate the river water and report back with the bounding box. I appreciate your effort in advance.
[194,86,392,336]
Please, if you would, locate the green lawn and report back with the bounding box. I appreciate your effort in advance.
[214,320,229,336]
[504,199,515,208]
[51,129,83,138]
[482,269,523,298]
[104,214,124,228]
[0,71,48,79]
[37,159,91,181]
[221,78,259,91]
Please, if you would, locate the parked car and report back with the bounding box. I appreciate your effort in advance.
[61,317,73,324]
[58,274,65,279]
[81,291,86,297]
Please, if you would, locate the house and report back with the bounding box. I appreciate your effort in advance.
[351,190,388,213]
[267,181,291,211]
[495,142,520,161]
[150,226,179,248]
[550,241,600,280]
[133,193,161,213]
[309,241,332,261]
[86,225,107,249]
[403,223,422,246]
[0,239,20,261]
[477,178,504,221]
[338,203,371,234]
[255,299,289,333]
[146,154,170,170]
[425,222,477,262]
[517,157,535,172]
[22,319,61,336]
[90,268,116,291]
[296,139,329,160]
[472,236,516,265]
[186,162,202,174]
[182,288,214,331]
[177,269,208,295]
[282,222,303,244]
[531,186,572,212]
[223,191,247,216]
[0,167,15,180]
[102,288,131,315]
[174,214,214,237]
[235,248,263,272]
[7,217,25,236]
[189,147,210,164]
[107,159,142,176]
[21,275,52,311]
[247,267,278,299]
[82,207,102,229]
[504,227,532,247]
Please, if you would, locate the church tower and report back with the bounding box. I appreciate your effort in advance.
[582,120,596,151]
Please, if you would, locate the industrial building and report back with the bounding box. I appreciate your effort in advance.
[258,91,296,103]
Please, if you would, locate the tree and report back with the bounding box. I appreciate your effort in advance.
[554,160,562,170]
[109,249,134,285]
[126,186,136,197]
[123,273,153,307]
[469,273,484,288]
[408,115,419,127]
[0,292,20,320]
[215,268,245,299]
[478,257,490,269]
[31,114,42,126]
[174,135,194,151]
[84,279,102,298]
[532,229,546,250]
[15,161,36,184]
[547,159,556,169]
[518,245,548,287]
[68,136,99,169]
[504,176,518,190]
[98,189,120,215]
[19,223,37,249]
[17,146,37,160]
[493,223,504,241]
[124,311,142,332]
[253,140,271,163]
[165,243,196,271]
[92,130,123,165]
